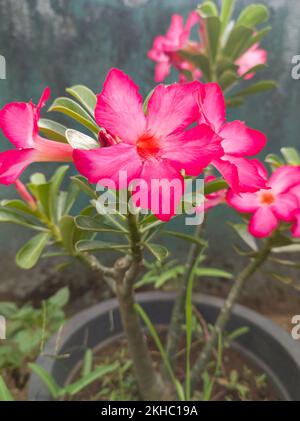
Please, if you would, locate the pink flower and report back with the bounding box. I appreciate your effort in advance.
[236,43,267,80]
[0,88,73,185]
[73,69,223,221]
[196,82,267,193]
[227,165,300,238]
[204,175,227,211]
[286,183,300,237]
[148,12,202,82]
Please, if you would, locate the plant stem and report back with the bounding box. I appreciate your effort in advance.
[166,223,204,366]
[190,237,273,392]
[116,211,170,400]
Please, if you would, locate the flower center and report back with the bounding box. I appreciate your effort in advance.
[259,190,275,205]
[136,133,160,159]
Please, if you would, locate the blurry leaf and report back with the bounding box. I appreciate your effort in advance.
[230,223,258,251]
[244,26,271,51]
[145,243,169,262]
[59,215,76,254]
[231,80,277,98]
[223,25,253,59]
[1,199,37,217]
[219,70,238,90]
[272,244,300,254]
[76,240,130,253]
[0,208,45,231]
[178,51,211,81]
[28,363,60,399]
[195,268,232,279]
[265,153,284,169]
[50,165,69,221]
[205,16,221,62]
[267,272,300,291]
[75,215,126,234]
[226,96,245,107]
[16,232,51,269]
[236,4,269,28]
[227,326,249,342]
[198,1,218,17]
[48,97,99,135]
[66,85,97,116]
[82,349,93,377]
[163,231,207,248]
[204,179,228,195]
[270,232,293,248]
[71,175,97,199]
[280,147,300,165]
[38,119,67,143]
[66,129,99,150]
[239,63,267,79]
[269,257,300,269]
[0,376,14,401]
[220,0,235,35]
[30,173,47,185]
[48,287,70,308]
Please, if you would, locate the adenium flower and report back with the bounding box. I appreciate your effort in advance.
[0,88,73,185]
[227,165,300,238]
[286,183,300,237]
[148,12,202,83]
[74,68,223,221]
[236,43,267,80]
[196,83,267,193]
[204,175,227,211]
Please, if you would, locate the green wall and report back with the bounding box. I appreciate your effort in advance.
[0,0,299,264]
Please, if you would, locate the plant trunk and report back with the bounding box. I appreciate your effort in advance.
[190,239,272,392]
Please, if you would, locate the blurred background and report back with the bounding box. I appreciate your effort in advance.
[0,0,299,314]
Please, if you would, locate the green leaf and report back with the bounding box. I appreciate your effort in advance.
[1,199,37,217]
[16,232,51,269]
[272,244,300,254]
[66,85,97,116]
[269,257,300,269]
[280,147,300,165]
[59,215,76,254]
[0,376,14,401]
[66,129,99,150]
[28,363,60,399]
[265,153,284,169]
[48,97,99,135]
[145,243,169,262]
[223,25,253,60]
[30,172,47,185]
[38,119,68,143]
[178,51,211,81]
[230,223,258,251]
[75,215,126,234]
[231,80,277,98]
[226,96,245,108]
[204,16,221,62]
[204,179,228,195]
[219,70,238,90]
[0,208,45,231]
[236,4,269,28]
[198,1,218,17]
[76,240,130,253]
[220,0,235,35]
[195,268,232,279]
[48,287,70,308]
[82,349,93,377]
[71,175,97,199]
[64,363,119,396]
[163,231,207,248]
[239,63,267,79]
[270,232,292,248]
[50,165,70,221]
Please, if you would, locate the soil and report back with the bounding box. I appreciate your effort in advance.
[67,332,279,401]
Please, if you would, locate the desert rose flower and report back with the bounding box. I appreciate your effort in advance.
[0,88,73,185]
[196,82,267,193]
[74,69,223,221]
[148,12,202,82]
[236,43,267,80]
[285,183,300,237]
[227,165,300,238]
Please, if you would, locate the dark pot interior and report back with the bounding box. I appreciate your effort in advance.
[28,292,300,401]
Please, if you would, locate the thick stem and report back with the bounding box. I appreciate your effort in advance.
[116,211,170,400]
[190,238,272,391]
[166,224,204,365]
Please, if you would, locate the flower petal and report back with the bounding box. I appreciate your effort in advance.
[226,189,260,212]
[291,210,300,237]
[95,69,146,144]
[132,159,184,221]
[249,207,279,238]
[147,81,201,138]
[219,121,266,157]
[73,143,142,188]
[0,102,35,148]
[161,124,223,176]
[196,83,226,133]
[154,62,171,83]
[269,165,300,194]
[271,192,299,221]
[0,149,35,185]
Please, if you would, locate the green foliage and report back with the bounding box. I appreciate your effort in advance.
[0,288,69,372]
[0,376,14,401]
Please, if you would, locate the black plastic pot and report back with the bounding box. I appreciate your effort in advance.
[28,292,300,401]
